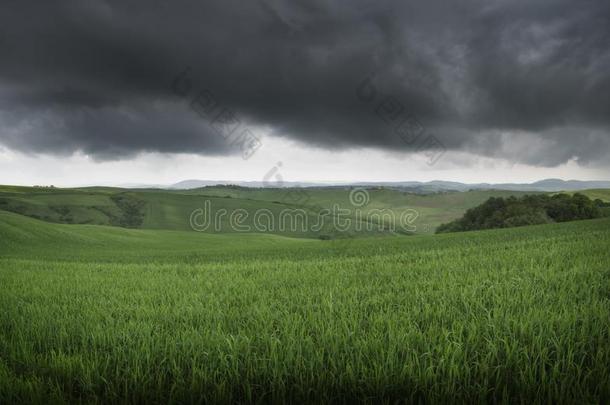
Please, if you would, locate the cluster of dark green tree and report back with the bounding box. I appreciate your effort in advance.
[437,193,608,233]
[109,194,146,228]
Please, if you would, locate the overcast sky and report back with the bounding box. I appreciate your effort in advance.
[1,0,609,186]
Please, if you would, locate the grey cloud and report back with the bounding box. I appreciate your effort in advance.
[0,0,609,166]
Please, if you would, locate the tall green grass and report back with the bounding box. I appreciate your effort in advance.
[0,211,609,403]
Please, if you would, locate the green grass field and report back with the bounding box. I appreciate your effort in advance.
[1,209,609,403]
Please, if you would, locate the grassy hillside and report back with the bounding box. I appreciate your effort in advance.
[572,188,610,201]
[0,210,315,263]
[0,184,570,236]
[1,211,609,403]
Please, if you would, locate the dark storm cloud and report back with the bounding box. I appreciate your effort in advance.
[0,0,609,165]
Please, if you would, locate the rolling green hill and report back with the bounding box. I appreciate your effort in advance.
[3,184,596,237]
[568,188,610,201]
[1,210,609,402]
[0,210,317,263]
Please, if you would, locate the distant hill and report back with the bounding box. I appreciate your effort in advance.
[166,178,610,192]
[170,179,329,189]
[468,179,610,192]
[335,179,610,192]
[1,184,609,237]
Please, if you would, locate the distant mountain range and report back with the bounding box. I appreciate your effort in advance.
[154,178,610,193]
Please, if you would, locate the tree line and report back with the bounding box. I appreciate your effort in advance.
[437,193,609,233]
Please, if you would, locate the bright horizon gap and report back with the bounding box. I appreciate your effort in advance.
[2,136,608,187]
